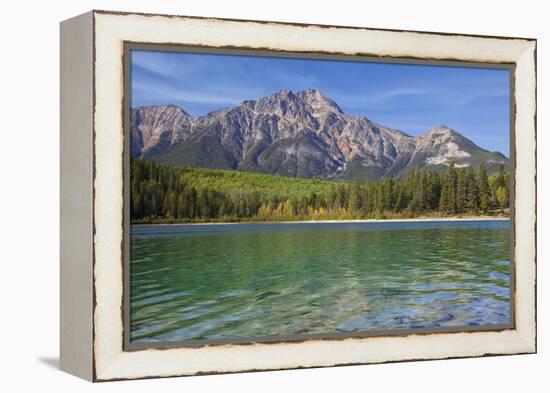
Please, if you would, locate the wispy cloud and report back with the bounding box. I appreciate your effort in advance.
[132,51,209,78]
[132,83,238,106]
[131,54,269,108]
[332,86,508,111]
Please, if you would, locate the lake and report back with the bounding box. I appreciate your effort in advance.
[129,220,511,344]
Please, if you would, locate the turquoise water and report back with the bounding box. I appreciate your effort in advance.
[129,220,511,344]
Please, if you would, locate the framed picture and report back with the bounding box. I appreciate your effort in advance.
[60,10,537,381]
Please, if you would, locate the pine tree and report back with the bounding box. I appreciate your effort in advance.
[439,164,457,214]
[409,170,425,213]
[382,178,394,211]
[465,166,479,212]
[456,168,467,214]
[431,172,442,210]
[478,163,490,212]
[177,192,186,218]
[393,184,406,212]
[348,181,362,213]
[336,185,346,209]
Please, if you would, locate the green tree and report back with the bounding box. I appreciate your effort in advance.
[409,170,426,213]
[456,168,466,213]
[496,186,507,211]
[478,163,490,212]
[465,166,479,212]
[440,164,457,214]
[348,181,362,213]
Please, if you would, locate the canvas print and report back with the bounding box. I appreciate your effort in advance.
[127,48,512,346]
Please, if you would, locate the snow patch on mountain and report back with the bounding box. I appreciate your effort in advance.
[425,142,472,165]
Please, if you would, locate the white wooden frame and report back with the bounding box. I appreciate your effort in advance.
[60,10,536,381]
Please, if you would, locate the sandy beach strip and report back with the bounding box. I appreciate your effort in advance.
[131,216,510,227]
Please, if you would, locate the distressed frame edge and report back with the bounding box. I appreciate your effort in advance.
[91,8,537,42]
[512,40,537,353]
[59,11,95,381]
[90,11,537,381]
[122,42,518,352]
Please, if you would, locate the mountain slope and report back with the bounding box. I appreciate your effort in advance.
[409,125,509,174]
[131,89,508,179]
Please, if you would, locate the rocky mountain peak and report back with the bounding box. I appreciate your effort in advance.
[254,88,301,116]
[423,125,457,137]
[411,124,500,169]
[130,104,194,157]
[277,88,294,96]
[296,88,343,115]
[268,88,297,102]
[131,89,509,179]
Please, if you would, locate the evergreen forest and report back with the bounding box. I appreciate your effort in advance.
[130,158,510,224]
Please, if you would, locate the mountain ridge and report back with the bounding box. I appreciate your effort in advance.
[130,88,508,180]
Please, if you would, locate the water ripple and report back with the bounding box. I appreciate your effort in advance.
[130,220,511,343]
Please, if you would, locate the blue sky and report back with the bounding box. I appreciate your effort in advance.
[131,49,510,156]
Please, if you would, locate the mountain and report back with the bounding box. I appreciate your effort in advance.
[130,88,508,180]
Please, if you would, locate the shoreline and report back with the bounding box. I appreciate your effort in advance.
[131,216,510,227]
